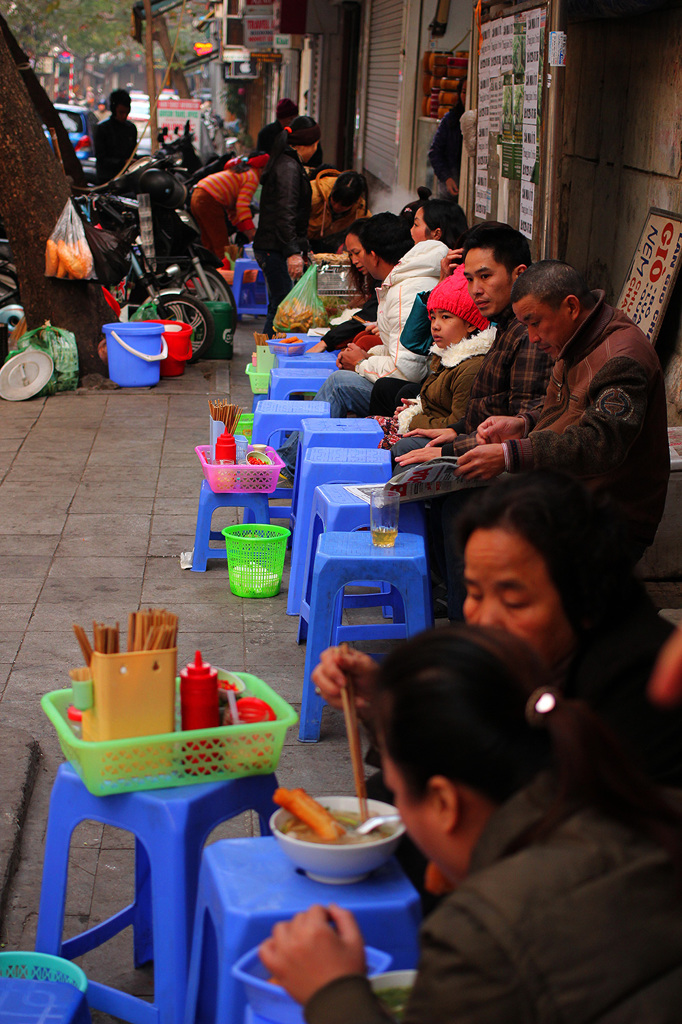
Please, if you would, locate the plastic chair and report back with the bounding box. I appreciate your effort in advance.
[299,532,433,741]
[286,447,392,617]
[35,764,278,1024]
[268,367,335,402]
[251,399,330,448]
[275,351,338,369]
[0,977,91,1024]
[232,258,268,318]
[297,484,431,642]
[289,419,384,536]
[191,480,270,572]
[183,837,420,1024]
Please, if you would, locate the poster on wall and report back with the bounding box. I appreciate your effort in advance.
[617,208,682,346]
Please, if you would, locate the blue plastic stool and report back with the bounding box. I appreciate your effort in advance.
[286,447,392,617]
[191,480,270,572]
[232,259,268,318]
[300,532,433,741]
[297,484,431,643]
[183,838,420,1024]
[275,351,338,369]
[251,400,330,448]
[0,977,91,1024]
[35,764,278,1024]
[268,367,335,402]
[289,418,384,537]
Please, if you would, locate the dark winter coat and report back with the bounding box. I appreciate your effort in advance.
[253,147,312,257]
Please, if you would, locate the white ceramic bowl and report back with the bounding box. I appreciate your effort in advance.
[270,795,404,884]
[370,969,417,1020]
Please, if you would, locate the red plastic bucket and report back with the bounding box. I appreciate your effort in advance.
[148,320,194,376]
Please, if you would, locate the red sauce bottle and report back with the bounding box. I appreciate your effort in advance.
[180,650,219,731]
[215,428,236,465]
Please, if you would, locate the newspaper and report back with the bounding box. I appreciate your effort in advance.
[345,457,485,504]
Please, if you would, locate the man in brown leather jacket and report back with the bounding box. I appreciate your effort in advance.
[456,259,670,553]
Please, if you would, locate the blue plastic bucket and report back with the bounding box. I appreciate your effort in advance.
[103,322,168,387]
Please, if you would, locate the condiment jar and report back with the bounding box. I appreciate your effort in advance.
[214,429,236,465]
[180,650,219,731]
[233,696,276,723]
[67,705,83,739]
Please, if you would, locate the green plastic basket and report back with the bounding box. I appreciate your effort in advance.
[0,952,88,992]
[222,524,291,598]
[236,413,254,441]
[245,362,270,394]
[41,673,298,796]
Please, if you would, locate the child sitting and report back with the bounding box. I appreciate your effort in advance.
[375,267,493,453]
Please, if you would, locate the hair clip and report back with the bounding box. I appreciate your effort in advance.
[284,126,292,133]
[525,687,561,727]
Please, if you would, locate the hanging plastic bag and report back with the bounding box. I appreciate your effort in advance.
[80,220,135,285]
[273,263,328,333]
[44,200,95,281]
[15,321,79,395]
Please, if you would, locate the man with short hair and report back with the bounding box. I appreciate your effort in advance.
[95,89,137,183]
[394,222,552,462]
[456,259,670,554]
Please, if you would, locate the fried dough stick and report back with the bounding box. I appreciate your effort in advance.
[274,787,345,841]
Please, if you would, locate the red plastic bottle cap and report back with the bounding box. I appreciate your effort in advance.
[182,650,215,681]
[67,705,83,722]
[215,429,236,464]
[235,697,276,723]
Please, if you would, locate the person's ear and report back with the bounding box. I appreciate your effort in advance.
[511,263,528,283]
[564,294,582,319]
[425,775,460,834]
[431,227,442,240]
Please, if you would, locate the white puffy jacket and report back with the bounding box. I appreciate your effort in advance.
[355,239,448,383]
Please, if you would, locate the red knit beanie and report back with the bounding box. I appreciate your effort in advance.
[427,266,489,333]
[276,98,298,119]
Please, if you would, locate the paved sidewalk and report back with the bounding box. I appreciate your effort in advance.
[0,323,353,1021]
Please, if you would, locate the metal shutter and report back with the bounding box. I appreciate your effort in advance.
[364,0,404,186]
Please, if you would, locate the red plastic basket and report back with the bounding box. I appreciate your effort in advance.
[195,445,284,494]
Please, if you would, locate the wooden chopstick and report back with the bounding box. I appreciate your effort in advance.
[341,676,369,822]
[72,624,93,667]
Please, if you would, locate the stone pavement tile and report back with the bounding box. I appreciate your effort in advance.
[26,596,142,635]
[0,512,66,535]
[146,533,195,557]
[0,536,60,558]
[151,513,199,536]
[69,492,155,515]
[140,559,231,604]
[101,826,134,850]
[0,632,26,662]
[274,741,355,793]
[49,556,147,579]
[242,591,300,634]
[177,632,245,672]
[56,514,151,557]
[74,476,158,498]
[62,846,100,920]
[0,494,72,518]
[0,605,37,630]
[244,634,305,703]
[0,725,40,925]
[0,577,45,604]
[0,556,54,579]
[15,629,91,672]
[37,575,144,609]
[174,600,244,633]
[0,437,25,453]
[153,496,201,515]
[0,663,13,696]
[205,811,259,844]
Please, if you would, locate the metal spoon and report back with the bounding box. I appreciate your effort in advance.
[353,814,402,836]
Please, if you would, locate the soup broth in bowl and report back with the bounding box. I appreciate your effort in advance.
[271,795,405,884]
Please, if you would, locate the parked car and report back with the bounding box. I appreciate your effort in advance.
[52,103,98,161]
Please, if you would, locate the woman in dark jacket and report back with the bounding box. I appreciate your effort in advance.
[253,115,321,335]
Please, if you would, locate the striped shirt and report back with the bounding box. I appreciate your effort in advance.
[193,168,260,232]
[442,308,552,456]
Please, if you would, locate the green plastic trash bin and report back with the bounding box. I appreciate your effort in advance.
[204,300,235,360]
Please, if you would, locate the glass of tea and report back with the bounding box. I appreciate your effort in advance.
[370,488,400,547]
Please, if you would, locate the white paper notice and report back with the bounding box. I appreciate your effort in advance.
[500,17,514,73]
[521,122,537,181]
[475,187,489,219]
[520,181,535,238]
[489,74,503,134]
[476,25,492,193]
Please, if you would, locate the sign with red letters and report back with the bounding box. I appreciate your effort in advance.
[618,207,682,345]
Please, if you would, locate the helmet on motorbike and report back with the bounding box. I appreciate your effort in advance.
[224,151,268,173]
[137,168,187,210]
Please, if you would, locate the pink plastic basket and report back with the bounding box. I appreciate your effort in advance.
[195,445,284,494]
[267,340,306,356]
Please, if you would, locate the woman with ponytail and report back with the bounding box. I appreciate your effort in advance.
[260,624,682,1023]
[253,115,321,334]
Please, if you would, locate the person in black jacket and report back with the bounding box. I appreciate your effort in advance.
[253,115,321,335]
[95,89,137,184]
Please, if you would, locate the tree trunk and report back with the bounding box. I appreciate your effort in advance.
[153,15,192,99]
[0,23,109,378]
[0,16,86,187]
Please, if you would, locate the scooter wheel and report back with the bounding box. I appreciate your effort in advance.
[156,291,215,361]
